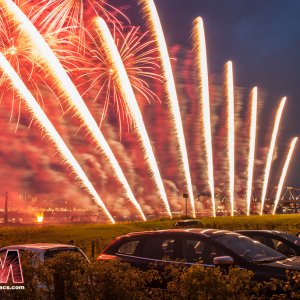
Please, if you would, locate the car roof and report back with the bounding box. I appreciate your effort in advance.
[116,228,233,239]
[236,230,286,235]
[176,220,200,223]
[0,243,78,252]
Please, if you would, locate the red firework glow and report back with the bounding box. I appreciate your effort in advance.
[0,0,297,221]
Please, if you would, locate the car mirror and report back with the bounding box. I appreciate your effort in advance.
[213,256,234,265]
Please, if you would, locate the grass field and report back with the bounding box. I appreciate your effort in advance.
[0,214,299,259]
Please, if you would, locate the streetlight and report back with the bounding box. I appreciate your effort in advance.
[183,193,189,218]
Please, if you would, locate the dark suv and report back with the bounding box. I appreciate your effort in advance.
[98,229,300,281]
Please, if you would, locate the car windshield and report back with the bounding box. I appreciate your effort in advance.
[215,233,286,262]
[277,232,300,245]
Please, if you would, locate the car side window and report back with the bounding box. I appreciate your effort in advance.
[184,239,204,263]
[118,240,140,255]
[271,238,296,256]
[204,245,226,264]
[141,237,180,260]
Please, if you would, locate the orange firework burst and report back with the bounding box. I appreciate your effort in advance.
[0,7,43,125]
[76,24,161,129]
[0,5,79,124]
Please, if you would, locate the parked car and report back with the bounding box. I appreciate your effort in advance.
[0,243,90,263]
[174,220,202,227]
[98,229,300,281]
[236,230,300,257]
[0,243,89,298]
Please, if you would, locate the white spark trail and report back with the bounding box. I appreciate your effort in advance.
[260,97,286,215]
[272,137,298,215]
[246,87,257,216]
[139,0,195,217]
[193,17,215,217]
[225,61,235,216]
[94,17,172,218]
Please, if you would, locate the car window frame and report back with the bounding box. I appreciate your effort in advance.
[138,234,183,261]
[116,238,143,256]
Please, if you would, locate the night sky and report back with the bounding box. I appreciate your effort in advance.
[143,0,300,186]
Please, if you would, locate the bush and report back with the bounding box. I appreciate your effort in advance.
[166,265,300,300]
[80,260,160,300]
[166,265,258,300]
[38,252,87,300]
[1,253,300,300]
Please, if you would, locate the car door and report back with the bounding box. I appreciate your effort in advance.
[182,236,227,266]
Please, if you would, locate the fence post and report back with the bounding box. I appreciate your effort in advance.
[91,240,95,258]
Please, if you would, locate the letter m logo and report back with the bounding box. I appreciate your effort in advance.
[0,250,24,284]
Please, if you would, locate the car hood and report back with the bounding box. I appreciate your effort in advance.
[263,256,300,270]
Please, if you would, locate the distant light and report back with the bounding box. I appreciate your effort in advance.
[36,212,44,223]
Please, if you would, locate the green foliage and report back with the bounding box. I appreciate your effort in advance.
[81,260,160,300]
[167,265,256,300]
[1,255,300,300]
[39,252,87,300]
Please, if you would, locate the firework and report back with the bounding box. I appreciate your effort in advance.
[139,0,195,217]
[260,97,286,215]
[0,7,45,127]
[193,17,215,217]
[0,52,115,223]
[272,137,298,215]
[246,87,257,216]
[0,0,147,221]
[78,25,161,129]
[29,0,129,40]
[94,17,172,218]
[0,1,295,220]
[225,61,235,216]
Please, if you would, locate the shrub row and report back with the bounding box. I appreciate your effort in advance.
[1,252,300,300]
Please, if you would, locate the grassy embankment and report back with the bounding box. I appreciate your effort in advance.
[0,214,299,259]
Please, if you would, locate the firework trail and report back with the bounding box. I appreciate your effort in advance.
[139,0,195,217]
[225,61,235,216]
[1,0,146,221]
[94,17,172,218]
[193,17,215,217]
[260,97,286,215]
[0,52,115,223]
[246,87,257,216]
[272,137,298,215]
